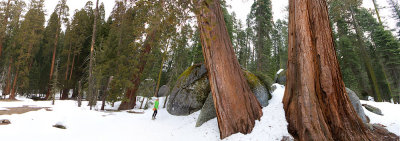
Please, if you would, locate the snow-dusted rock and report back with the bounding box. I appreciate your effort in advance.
[274,69,286,85]
[346,88,368,123]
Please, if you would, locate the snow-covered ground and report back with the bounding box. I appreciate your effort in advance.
[361,100,400,136]
[0,84,398,140]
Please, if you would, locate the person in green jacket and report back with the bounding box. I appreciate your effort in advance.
[152,98,159,119]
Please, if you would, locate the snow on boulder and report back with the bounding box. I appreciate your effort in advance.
[274,69,286,85]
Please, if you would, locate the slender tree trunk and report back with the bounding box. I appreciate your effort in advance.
[372,0,383,24]
[46,10,62,99]
[0,0,11,57]
[9,69,18,100]
[163,95,168,108]
[195,0,262,139]
[4,58,13,95]
[350,6,383,102]
[371,1,394,101]
[77,81,82,107]
[154,41,169,97]
[139,97,145,109]
[283,0,396,140]
[69,53,75,80]
[88,0,99,108]
[65,45,71,80]
[61,44,72,100]
[101,76,113,110]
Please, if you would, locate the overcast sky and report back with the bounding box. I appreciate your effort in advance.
[27,0,399,31]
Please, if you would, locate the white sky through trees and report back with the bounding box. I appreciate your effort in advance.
[23,0,398,31]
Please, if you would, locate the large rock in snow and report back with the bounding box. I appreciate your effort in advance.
[157,85,169,97]
[346,88,368,123]
[195,92,216,127]
[167,64,271,116]
[167,64,210,116]
[243,71,270,107]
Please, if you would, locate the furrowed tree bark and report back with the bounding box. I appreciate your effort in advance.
[195,0,263,139]
[283,0,396,140]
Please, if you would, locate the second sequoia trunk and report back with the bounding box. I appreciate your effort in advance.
[283,0,396,140]
[195,0,263,139]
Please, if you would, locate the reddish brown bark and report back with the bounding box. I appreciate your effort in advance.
[195,0,263,139]
[283,0,397,140]
[9,69,19,100]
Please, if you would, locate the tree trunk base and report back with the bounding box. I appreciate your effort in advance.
[118,96,136,110]
[61,89,69,100]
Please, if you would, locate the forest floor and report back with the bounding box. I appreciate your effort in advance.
[0,84,399,141]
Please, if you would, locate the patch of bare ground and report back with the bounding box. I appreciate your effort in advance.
[0,105,51,115]
[0,99,20,102]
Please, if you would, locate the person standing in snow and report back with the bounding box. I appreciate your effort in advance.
[152,98,159,119]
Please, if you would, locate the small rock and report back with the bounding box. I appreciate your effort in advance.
[53,123,66,129]
[281,136,294,141]
[362,104,383,116]
[0,119,11,125]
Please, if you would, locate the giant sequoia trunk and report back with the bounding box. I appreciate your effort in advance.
[195,0,263,139]
[283,0,397,140]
